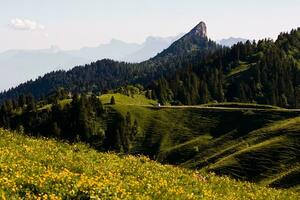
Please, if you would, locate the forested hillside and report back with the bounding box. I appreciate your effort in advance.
[0,22,217,103]
[1,23,299,108]
[0,22,217,104]
[151,28,300,108]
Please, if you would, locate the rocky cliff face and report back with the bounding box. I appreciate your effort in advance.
[190,21,207,38]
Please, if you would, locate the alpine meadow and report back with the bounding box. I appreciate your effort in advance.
[0,1,300,199]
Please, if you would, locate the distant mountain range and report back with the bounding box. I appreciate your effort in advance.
[0,32,247,91]
[217,37,249,47]
[0,47,88,91]
[0,35,185,91]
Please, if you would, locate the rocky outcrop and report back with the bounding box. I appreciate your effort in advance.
[190,21,207,38]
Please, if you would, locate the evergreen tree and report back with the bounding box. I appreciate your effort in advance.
[18,95,26,108]
[91,94,103,115]
[52,122,61,137]
[132,119,139,139]
[110,96,116,105]
[25,94,36,111]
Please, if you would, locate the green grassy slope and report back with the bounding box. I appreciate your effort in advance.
[225,61,252,78]
[0,129,298,199]
[107,98,300,190]
[202,117,300,191]
[37,93,156,111]
[100,93,157,105]
[37,99,72,111]
[202,102,282,109]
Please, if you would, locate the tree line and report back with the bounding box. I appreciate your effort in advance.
[0,92,139,151]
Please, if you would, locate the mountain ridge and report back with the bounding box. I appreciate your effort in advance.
[0,23,299,109]
[0,30,245,91]
[217,37,249,47]
[0,21,219,101]
[0,35,182,91]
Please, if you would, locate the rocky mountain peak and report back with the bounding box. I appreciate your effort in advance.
[191,21,207,38]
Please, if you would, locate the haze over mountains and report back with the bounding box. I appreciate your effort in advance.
[0,33,246,91]
[217,37,249,47]
[0,35,181,91]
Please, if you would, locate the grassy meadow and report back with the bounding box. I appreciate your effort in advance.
[104,94,300,190]
[0,128,299,199]
[100,93,157,106]
[3,92,299,198]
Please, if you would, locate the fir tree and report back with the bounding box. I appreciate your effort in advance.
[110,96,116,105]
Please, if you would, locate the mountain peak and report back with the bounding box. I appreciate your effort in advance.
[190,21,207,38]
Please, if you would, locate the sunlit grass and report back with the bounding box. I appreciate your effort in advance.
[100,93,157,106]
[226,62,251,78]
[37,99,72,111]
[0,129,298,199]
[202,102,283,110]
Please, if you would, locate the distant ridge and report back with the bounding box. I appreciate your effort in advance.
[0,35,182,91]
[217,37,249,47]
[0,21,219,101]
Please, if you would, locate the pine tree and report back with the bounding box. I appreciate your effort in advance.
[110,96,116,105]
[3,100,13,114]
[77,94,90,140]
[25,94,36,111]
[199,81,209,104]
[18,95,26,108]
[52,122,61,137]
[132,119,139,139]
[91,94,103,115]
[294,86,300,108]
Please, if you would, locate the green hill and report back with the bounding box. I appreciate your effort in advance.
[107,101,300,190]
[1,92,300,192]
[0,128,298,199]
[100,93,157,106]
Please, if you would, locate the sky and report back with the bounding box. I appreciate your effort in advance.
[0,0,300,52]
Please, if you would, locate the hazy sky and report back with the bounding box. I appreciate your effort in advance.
[0,0,299,52]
